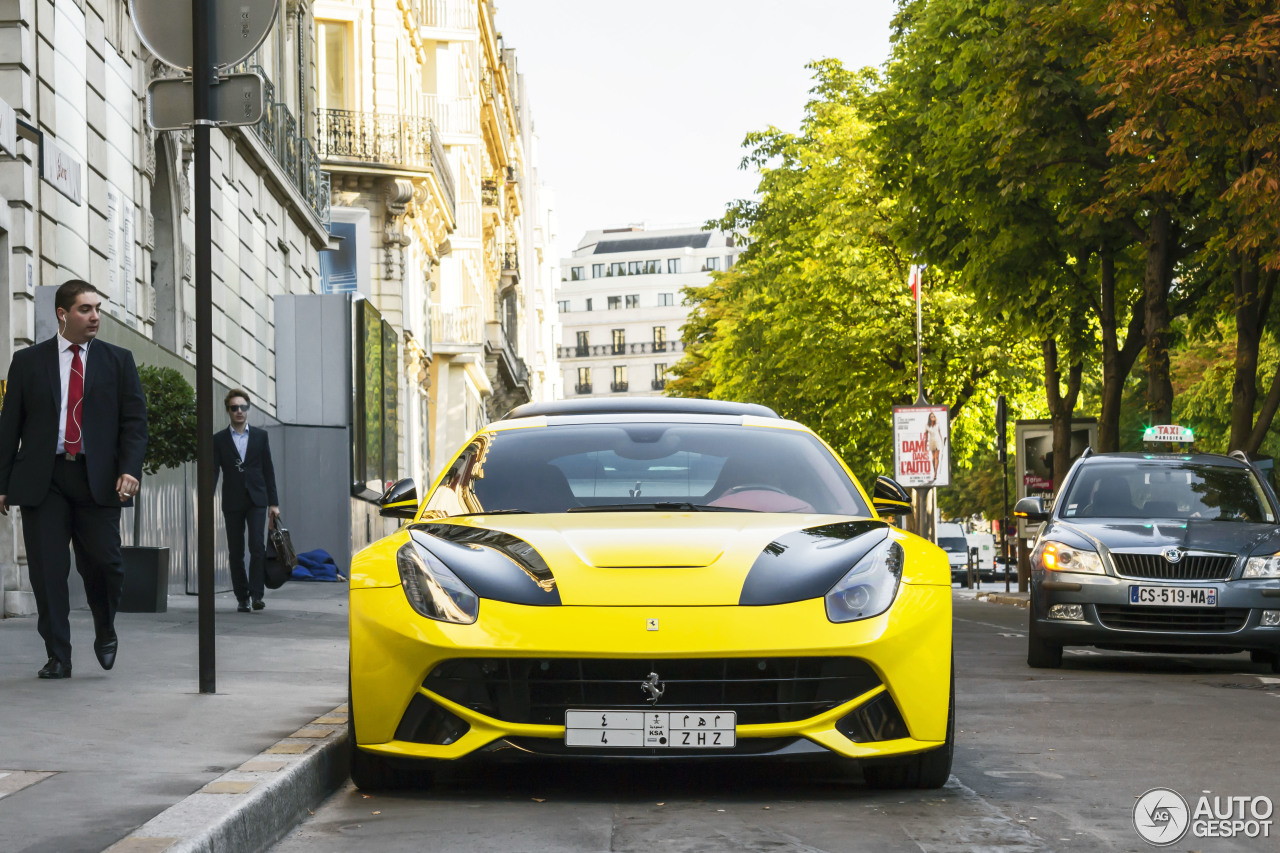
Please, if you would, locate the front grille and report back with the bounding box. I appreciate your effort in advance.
[1095,605,1249,633]
[1111,552,1235,581]
[424,657,881,726]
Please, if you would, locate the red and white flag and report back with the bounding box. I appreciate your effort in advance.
[908,265,922,301]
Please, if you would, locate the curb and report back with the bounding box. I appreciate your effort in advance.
[977,592,1030,609]
[103,705,349,853]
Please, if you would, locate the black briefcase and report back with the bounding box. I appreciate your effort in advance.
[265,515,298,589]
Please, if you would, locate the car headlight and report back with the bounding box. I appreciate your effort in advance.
[397,535,479,624]
[825,539,904,623]
[1244,553,1280,579]
[1032,540,1103,575]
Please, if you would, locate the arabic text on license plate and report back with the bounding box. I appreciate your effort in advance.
[564,710,737,748]
[1128,585,1217,607]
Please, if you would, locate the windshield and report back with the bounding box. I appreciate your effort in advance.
[938,537,969,553]
[424,422,872,517]
[1059,461,1277,523]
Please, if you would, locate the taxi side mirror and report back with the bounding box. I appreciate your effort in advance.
[1013,496,1049,523]
[378,477,419,519]
[872,475,913,516]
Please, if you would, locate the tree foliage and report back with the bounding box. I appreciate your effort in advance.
[138,364,197,476]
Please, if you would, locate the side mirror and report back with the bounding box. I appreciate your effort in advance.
[1013,496,1049,523]
[872,475,912,516]
[378,478,419,519]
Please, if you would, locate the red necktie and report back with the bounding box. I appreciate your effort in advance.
[65,344,84,456]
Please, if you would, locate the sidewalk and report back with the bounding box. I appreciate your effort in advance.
[0,580,349,853]
[952,584,1030,608]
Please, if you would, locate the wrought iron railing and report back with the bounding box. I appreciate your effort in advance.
[611,381,630,393]
[502,247,519,273]
[574,383,592,395]
[424,94,478,136]
[651,379,667,391]
[557,341,685,359]
[233,64,330,226]
[316,109,456,219]
[481,179,499,207]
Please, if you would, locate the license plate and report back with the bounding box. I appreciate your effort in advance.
[1128,585,1218,607]
[564,710,736,748]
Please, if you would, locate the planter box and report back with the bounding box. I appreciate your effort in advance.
[119,546,170,613]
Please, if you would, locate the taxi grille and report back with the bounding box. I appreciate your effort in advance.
[1095,605,1249,633]
[423,657,881,726]
[1111,552,1235,581]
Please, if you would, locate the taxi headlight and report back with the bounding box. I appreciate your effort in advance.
[825,539,904,623]
[397,535,479,624]
[1244,553,1280,579]
[1032,540,1103,575]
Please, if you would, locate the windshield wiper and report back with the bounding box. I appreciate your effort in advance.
[449,509,532,517]
[567,502,754,513]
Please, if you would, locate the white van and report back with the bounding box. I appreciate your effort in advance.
[936,522,972,586]
[967,533,996,580]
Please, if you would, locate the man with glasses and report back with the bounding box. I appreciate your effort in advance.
[212,389,280,612]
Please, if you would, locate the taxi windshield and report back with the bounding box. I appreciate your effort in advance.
[1059,461,1277,523]
[424,422,871,517]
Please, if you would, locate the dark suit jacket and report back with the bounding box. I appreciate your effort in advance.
[212,426,279,511]
[0,336,148,508]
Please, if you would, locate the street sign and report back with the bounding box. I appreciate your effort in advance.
[130,0,279,71]
[41,136,83,205]
[147,73,266,130]
[995,394,1007,463]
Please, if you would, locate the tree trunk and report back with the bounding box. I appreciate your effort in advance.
[1143,211,1176,425]
[1096,248,1145,452]
[1229,257,1278,452]
[1042,338,1083,493]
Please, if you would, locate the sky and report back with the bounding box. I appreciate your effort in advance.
[493,1,900,259]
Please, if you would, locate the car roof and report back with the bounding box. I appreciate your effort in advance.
[1077,451,1250,468]
[501,398,781,420]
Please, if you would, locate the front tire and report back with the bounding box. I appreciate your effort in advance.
[1251,650,1280,673]
[1026,604,1063,669]
[863,665,954,790]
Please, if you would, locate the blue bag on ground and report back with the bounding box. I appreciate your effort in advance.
[292,549,342,581]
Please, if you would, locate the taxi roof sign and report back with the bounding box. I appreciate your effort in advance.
[1143,424,1194,443]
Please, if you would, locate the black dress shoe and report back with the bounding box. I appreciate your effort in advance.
[38,659,72,679]
[252,599,265,611]
[94,635,118,671]
[237,601,251,612]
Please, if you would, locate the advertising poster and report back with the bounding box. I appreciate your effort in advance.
[892,405,950,487]
[1014,419,1097,537]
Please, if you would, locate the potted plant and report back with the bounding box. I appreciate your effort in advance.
[119,365,196,613]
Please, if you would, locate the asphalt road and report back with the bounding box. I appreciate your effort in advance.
[272,594,1280,853]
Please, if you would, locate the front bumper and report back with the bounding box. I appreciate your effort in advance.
[349,582,951,763]
[1033,572,1280,652]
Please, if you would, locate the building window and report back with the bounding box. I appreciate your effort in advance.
[592,263,604,278]
[612,328,626,354]
[644,259,661,274]
[612,365,628,393]
[658,293,675,307]
[625,294,639,309]
[668,258,681,274]
[585,298,593,311]
[609,262,625,276]
[570,266,585,281]
[607,295,621,310]
[653,326,667,352]
[557,300,569,313]
[653,363,667,391]
[576,330,590,357]
[725,255,734,268]
[576,367,592,394]
[628,261,642,275]
[704,257,719,271]
[317,20,352,111]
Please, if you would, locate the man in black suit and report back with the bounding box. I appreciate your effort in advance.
[0,280,148,679]
[212,388,279,612]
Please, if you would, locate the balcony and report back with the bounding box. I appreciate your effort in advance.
[419,0,477,31]
[611,381,630,393]
[233,64,330,227]
[575,383,593,395]
[556,341,685,359]
[316,110,456,219]
[481,178,499,208]
[431,304,483,349]
[651,379,667,391]
[424,94,478,136]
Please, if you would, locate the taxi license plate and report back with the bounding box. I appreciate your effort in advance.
[564,710,736,748]
[1128,585,1217,607]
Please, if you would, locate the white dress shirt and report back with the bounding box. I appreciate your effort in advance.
[230,423,249,462]
[56,334,91,454]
